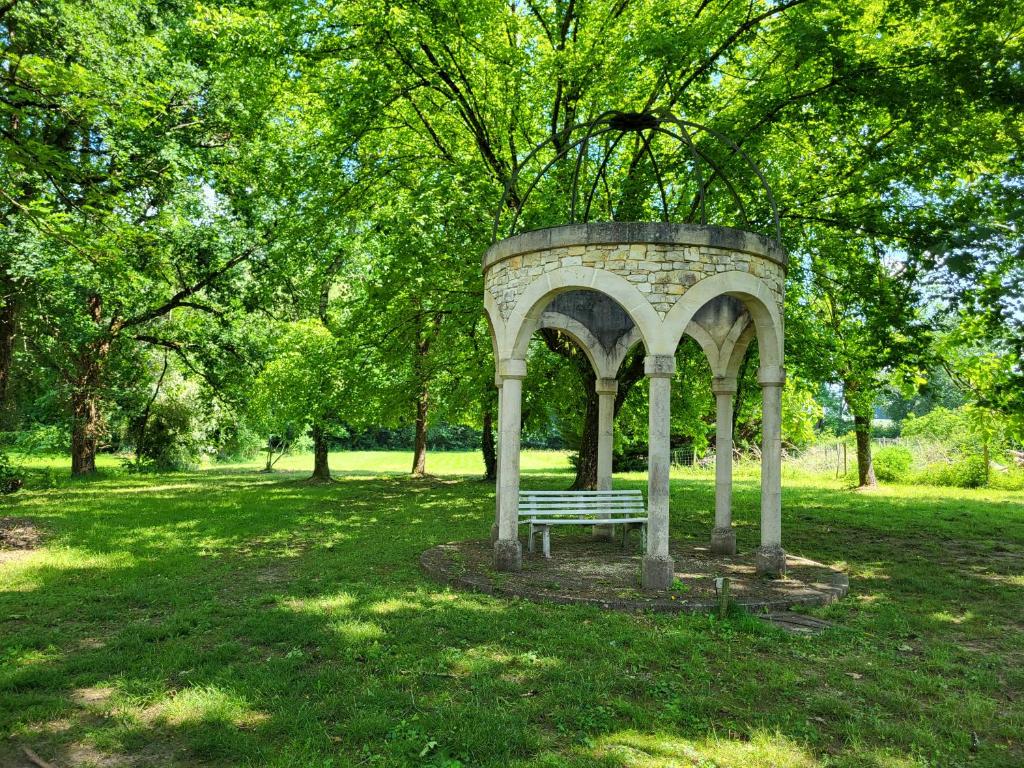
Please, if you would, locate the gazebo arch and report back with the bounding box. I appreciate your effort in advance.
[484,222,788,587]
[500,264,665,361]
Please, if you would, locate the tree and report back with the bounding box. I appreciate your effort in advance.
[1,0,297,474]
[788,235,930,486]
[286,0,1022,488]
[250,321,351,481]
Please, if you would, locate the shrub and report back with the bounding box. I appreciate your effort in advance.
[901,406,1005,457]
[214,423,264,462]
[872,446,913,483]
[136,398,203,471]
[11,424,69,455]
[912,456,988,488]
[0,452,23,494]
[989,467,1024,491]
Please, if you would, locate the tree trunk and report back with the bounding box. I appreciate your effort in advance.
[853,412,876,487]
[572,344,646,489]
[411,387,428,477]
[70,315,110,477]
[71,388,101,476]
[733,344,752,436]
[481,404,496,481]
[410,311,441,478]
[0,290,16,425]
[311,424,331,481]
[572,380,600,490]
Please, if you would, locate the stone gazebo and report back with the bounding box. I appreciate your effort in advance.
[484,222,787,589]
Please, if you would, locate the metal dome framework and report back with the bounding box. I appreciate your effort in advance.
[492,110,782,245]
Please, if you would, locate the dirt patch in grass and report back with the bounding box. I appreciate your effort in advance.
[423,538,848,613]
[0,520,45,561]
[0,517,45,552]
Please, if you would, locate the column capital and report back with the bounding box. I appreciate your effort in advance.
[498,358,527,380]
[758,365,786,387]
[494,372,504,388]
[595,377,618,395]
[644,354,675,379]
[711,376,738,396]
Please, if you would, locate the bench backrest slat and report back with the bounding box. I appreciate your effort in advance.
[518,489,645,520]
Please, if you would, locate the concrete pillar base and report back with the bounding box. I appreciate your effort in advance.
[489,522,499,545]
[755,545,787,578]
[592,525,614,541]
[710,527,737,555]
[641,555,675,590]
[493,539,522,571]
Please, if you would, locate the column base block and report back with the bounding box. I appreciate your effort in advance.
[641,555,675,590]
[493,539,522,571]
[489,522,499,545]
[710,527,737,555]
[755,545,787,578]
[592,524,614,541]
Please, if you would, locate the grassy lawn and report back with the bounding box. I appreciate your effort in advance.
[1,450,1022,767]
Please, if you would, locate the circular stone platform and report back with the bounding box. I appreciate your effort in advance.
[421,538,848,613]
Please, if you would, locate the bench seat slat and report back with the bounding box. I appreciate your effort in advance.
[524,505,643,512]
[525,517,648,526]
[520,493,638,499]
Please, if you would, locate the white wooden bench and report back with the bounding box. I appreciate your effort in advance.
[519,490,647,558]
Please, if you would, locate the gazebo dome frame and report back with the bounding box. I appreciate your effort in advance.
[483,111,788,590]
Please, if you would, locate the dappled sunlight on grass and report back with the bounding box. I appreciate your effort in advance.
[329,618,386,641]
[158,685,270,730]
[1,450,1022,766]
[0,548,134,592]
[590,729,819,768]
[930,610,974,624]
[281,592,357,615]
[367,597,424,614]
[446,645,562,681]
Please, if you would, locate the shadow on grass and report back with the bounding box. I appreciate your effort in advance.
[1,467,1022,766]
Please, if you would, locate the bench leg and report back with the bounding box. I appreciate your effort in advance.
[542,526,551,559]
[641,523,647,553]
[622,524,630,552]
[528,522,535,554]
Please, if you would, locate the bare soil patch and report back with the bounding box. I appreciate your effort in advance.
[422,537,848,613]
[0,517,45,551]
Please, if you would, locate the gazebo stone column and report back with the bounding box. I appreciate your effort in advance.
[711,376,738,555]
[494,358,526,571]
[642,354,675,590]
[490,373,503,544]
[593,377,618,540]
[756,366,786,577]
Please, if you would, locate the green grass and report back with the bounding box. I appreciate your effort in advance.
[1,450,1022,767]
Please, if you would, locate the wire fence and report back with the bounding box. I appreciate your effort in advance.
[672,438,1016,474]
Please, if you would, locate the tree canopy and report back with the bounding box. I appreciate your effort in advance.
[1,0,1021,484]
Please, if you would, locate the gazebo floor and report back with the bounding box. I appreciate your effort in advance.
[420,536,848,613]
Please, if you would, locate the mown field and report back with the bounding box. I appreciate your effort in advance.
[1,451,1022,767]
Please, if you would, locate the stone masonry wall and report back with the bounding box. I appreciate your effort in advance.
[485,243,785,321]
